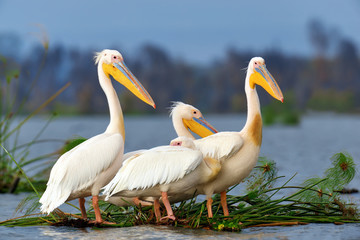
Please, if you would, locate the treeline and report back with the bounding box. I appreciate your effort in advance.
[1,21,359,115]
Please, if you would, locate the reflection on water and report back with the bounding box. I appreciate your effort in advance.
[2,212,360,240]
[2,113,360,239]
[38,225,279,240]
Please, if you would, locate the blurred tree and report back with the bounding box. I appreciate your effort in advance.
[4,21,360,115]
[133,44,174,113]
[334,39,360,109]
[308,19,329,57]
[308,19,331,90]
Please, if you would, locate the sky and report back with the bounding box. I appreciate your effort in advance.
[0,0,360,64]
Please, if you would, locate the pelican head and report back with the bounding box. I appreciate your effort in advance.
[248,57,284,103]
[170,136,196,149]
[170,102,218,138]
[95,49,156,108]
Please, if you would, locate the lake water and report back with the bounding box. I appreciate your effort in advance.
[1,113,360,239]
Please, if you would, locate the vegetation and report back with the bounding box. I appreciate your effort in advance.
[0,44,70,193]
[1,152,358,232]
[262,91,300,125]
[307,89,355,113]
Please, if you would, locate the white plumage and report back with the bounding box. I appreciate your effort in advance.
[102,136,221,220]
[40,133,123,213]
[193,132,243,163]
[103,146,203,198]
[39,49,155,224]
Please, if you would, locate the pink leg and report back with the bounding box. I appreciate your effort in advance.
[79,198,87,219]
[154,199,161,222]
[207,197,213,218]
[90,195,114,224]
[133,197,153,206]
[221,191,229,216]
[160,192,175,220]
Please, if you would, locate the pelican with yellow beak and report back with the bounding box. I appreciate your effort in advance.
[170,101,217,139]
[124,101,217,159]
[168,57,284,218]
[103,102,218,207]
[39,49,155,224]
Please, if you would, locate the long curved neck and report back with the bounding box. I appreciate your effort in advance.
[242,73,262,146]
[98,64,125,139]
[172,115,195,139]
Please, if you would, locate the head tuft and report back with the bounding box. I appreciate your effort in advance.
[94,51,103,65]
[169,101,187,117]
[94,49,122,65]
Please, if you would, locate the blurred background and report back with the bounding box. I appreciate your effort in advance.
[1,0,360,116]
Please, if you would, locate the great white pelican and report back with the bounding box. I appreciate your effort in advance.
[39,49,155,224]
[168,57,284,218]
[121,102,217,161]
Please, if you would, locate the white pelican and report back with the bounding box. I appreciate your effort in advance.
[120,102,217,161]
[39,49,155,224]
[104,102,218,207]
[168,57,284,218]
[170,102,218,139]
[102,136,221,221]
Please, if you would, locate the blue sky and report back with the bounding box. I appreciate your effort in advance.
[0,0,359,63]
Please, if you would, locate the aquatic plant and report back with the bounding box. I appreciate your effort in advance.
[0,45,70,193]
[294,152,356,203]
[1,152,358,232]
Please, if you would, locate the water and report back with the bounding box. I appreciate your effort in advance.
[1,113,360,239]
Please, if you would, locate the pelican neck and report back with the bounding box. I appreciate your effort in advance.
[97,63,125,138]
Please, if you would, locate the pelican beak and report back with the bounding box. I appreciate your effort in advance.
[102,61,156,108]
[183,117,218,138]
[250,65,284,102]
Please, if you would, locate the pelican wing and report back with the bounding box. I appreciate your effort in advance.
[40,133,123,213]
[194,132,243,163]
[103,146,203,197]
[122,149,146,161]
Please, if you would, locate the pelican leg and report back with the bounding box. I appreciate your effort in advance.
[154,199,161,222]
[79,198,87,219]
[90,195,114,224]
[220,191,229,216]
[207,197,213,218]
[160,192,175,221]
[133,197,142,206]
[133,197,153,207]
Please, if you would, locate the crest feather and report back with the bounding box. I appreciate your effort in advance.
[94,51,103,65]
[169,101,186,117]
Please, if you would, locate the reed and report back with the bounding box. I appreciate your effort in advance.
[0,45,70,193]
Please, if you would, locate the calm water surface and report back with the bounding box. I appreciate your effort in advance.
[1,113,360,239]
